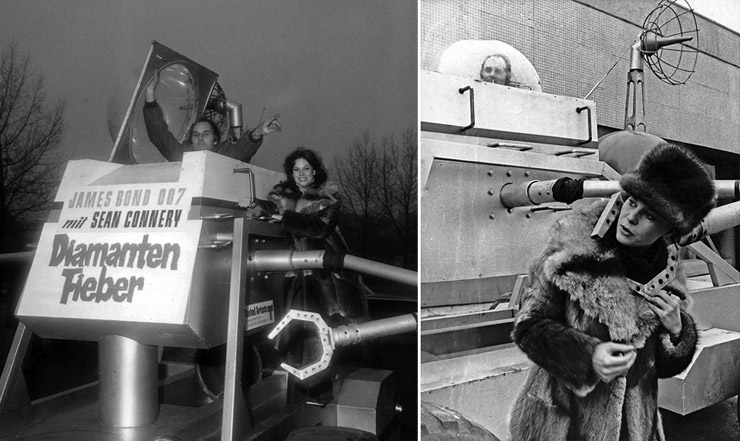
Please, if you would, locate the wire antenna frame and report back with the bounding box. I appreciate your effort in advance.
[641,0,699,85]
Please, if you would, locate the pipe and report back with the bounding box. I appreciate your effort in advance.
[331,314,418,348]
[678,201,740,246]
[500,178,740,209]
[224,99,243,139]
[0,251,34,265]
[250,250,417,287]
[343,255,417,286]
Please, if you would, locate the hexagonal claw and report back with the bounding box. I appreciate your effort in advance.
[267,310,334,380]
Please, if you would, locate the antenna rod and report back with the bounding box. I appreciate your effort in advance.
[642,34,693,53]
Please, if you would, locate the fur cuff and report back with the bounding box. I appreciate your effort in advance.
[656,311,698,378]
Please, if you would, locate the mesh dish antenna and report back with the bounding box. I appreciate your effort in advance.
[625,0,699,131]
[642,0,700,86]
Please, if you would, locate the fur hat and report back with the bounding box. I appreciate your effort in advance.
[620,143,715,235]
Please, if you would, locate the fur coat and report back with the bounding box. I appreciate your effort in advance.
[261,180,370,323]
[508,199,698,441]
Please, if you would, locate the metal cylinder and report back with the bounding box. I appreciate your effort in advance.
[581,180,621,198]
[99,335,159,427]
[715,180,740,200]
[499,181,540,207]
[703,201,740,237]
[343,255,417,286]
[251,250,417,287]
[250,249,325,271]
[331,314,418,348]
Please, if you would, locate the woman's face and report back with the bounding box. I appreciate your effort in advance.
[615,196,671,249]
[191,122,217,151]
[292,157,316,190]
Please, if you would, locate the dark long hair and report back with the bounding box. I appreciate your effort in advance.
[188,117,221,144]
[283,147,328,190]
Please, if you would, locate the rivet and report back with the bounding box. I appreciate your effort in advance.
[488,189,495,195]
[506,170,512,177]
[525,171,530,177]
[489,214,495,219]
[488,169,494,176]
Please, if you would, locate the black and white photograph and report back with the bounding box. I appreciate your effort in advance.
[419,1,740,440]
[0,1,417,440]
[2,1,740,441]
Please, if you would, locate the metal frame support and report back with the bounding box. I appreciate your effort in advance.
[221,217,252,441]
[0,323,32,415]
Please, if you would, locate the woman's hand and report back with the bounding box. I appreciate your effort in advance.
[238,198,263,219]
[647,290,683,338]
[592,342,637,383]
[237,197,253,208]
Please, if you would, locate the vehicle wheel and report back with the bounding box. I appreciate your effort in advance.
[421,401,500,441]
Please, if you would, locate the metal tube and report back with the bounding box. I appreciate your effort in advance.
[225,99,243,139]
[0,251,34,265]
[250,249,325,271]
[702,201,740,237]
[331,314,418,348]
[501,179,740,209]
[251,250,417,286]
[582,180,621,198]
[715,180,740,199]
[499,181,540,207]
[98,335,159,427]
[500,179,621,208]
[343,255,417,287]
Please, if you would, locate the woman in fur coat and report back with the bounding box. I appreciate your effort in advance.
[508,144,716,441]
[243,147,370,367]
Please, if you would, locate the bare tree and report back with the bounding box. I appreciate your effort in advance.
[333,130,381,252]
[334,127,417,268]
[375,128,417,268]
[0,43,65,251]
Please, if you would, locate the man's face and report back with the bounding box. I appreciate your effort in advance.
[191,122,217,151]
[480,56,509,85]
[615,196,671,249]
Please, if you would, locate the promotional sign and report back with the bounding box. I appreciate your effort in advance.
[18,181,200,324]
[16,152,287,346]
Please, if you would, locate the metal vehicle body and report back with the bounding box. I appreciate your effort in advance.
[419,2,740,439]
[0,42,418,441]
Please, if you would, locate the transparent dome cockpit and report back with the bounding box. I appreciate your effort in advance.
[129,63,199,163]
[434,40,543,92]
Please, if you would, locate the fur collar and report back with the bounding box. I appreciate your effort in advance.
[269,180,339,214]
[537,199,688,346]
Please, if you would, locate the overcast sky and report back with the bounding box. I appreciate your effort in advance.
[691,0,740,33]
[0,0,417,172]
